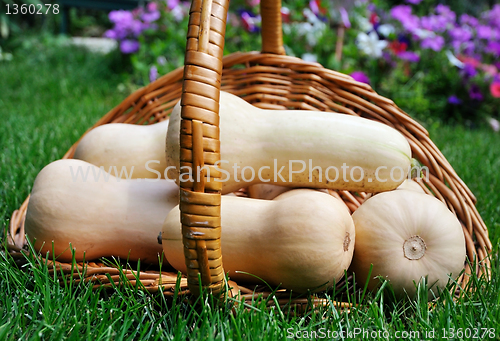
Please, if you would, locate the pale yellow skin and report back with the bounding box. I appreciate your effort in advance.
[162,189,355,293]
[74,120,169,179]
[396,179,425,193]
[25,159,179,263]
[350,189,466,299]
[247,184,293,200]
[247,184,329,200]
[166,91,412,194]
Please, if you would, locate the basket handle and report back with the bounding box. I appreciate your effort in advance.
[179,0,285,296]
[261,0,286,55]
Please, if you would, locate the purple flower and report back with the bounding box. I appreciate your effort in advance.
[149,66,158,83]
[448,26,473,42]
[435,5,456,22]
[104,25,127,40]
[309,0,320,16]
[420,15,448,33]
[129,19,146,36]
[462,41,475,56]
[109,10,133,24]
[420,35,445,51]
[103,29,118,39]
[483,4,500,29]
[462,63,477,78]
[240,11,260,33]
[397,51,420,62]
[485,41,500,57]
[147,2,157,12]
[120,39,140,54]
[391,5,420,33]
[390,5,411,23]
[477,25,493,40]
[468,84,483,101]
[459,14,478,27]
[448,95,462,105]
[350,71,370,84]
[451,40,462,52]
[339,7,351,28]
[167,0,180,10]
[405,0,422,4]
[142,10,160,22]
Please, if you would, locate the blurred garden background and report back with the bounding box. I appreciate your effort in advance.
[1,0,499,126]
[1,0,500,339]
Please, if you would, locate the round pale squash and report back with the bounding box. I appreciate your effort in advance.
[396,179,425,193]
[350,189,466,299]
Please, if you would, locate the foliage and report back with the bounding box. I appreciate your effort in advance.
[102,0,500,125]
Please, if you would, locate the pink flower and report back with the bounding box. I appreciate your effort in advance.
[490,81,500,98]
[458,55,481,67]
[481,64,498,77]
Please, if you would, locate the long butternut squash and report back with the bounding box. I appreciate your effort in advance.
[162,189,355,293]
[25,159,179,263]
[166,91,412,194]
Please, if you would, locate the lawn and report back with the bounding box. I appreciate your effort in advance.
[1,40,499,340]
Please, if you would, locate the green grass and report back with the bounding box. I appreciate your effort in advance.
[1,40,500,340]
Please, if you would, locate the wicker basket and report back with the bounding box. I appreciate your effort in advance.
[7,0,491,308]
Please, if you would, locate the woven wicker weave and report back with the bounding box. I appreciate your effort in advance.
[7,0,491,307]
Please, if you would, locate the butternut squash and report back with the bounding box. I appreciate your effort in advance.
[396,179,425,193]
[166,91,412,194]
[74,120,169,179]
[247,184,294,200]
[25,159,179,263]
[162,189,355,293]
[350,189,466,299]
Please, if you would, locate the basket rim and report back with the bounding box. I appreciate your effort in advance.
[7,51,492,304]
